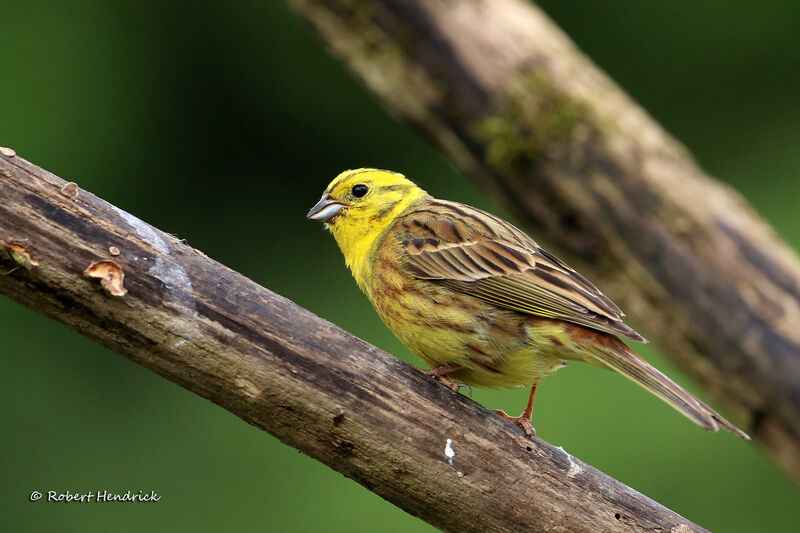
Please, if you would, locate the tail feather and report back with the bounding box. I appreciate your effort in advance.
[585,336,750,440]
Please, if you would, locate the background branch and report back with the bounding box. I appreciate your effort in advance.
[288,0,800,481]
[0,154,710,532]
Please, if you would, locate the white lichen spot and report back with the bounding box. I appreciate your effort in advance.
[115,208,169,254]
[557,445,582,477]
[112,206,197,316]
[111,206,200,345]
[444,438,455,466]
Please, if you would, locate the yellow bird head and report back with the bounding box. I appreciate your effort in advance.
[307,168,429,292]
[307,168,424,224]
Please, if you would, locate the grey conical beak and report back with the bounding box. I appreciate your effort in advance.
[307,194,346,222]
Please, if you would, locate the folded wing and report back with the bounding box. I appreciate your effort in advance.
[398,200,646,342]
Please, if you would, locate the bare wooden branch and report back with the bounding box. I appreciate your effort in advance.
[0,154,708,531]
[287,0,800,481]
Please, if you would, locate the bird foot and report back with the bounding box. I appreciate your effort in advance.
[492,410,535,437]
[438,377,472,397]
[422,366,472,397]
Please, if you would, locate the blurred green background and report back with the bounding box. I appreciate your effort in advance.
[1,1,798,531]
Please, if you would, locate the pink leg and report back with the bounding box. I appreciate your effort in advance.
[493,384,538,436]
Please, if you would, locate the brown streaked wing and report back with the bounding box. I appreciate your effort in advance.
[397,200,646,342]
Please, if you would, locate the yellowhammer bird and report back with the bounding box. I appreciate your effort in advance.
[307,168,749,439]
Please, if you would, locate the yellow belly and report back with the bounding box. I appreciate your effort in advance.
[369,262,573,389]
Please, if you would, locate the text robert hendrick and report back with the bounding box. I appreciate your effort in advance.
[33,490,161,503]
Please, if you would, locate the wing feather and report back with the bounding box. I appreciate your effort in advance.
[397,200,646,342]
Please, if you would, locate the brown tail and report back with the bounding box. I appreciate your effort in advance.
[584,335,750,440]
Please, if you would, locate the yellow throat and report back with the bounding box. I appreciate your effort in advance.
[307,168,429,296]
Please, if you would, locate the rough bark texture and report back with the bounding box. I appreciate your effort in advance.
[0,154,711,531]
[288,0,800,481]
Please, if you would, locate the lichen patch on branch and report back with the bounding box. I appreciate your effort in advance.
[112,206,198,314]
[473,69,592,179]
[557,445,583,477]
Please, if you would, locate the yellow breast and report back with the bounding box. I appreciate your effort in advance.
[368,234,570,388]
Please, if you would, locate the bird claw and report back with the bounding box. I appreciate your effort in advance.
[440,377,472,397]
[422,367,472,397]
[492,409,536,437]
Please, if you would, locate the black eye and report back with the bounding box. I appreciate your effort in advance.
[351,184,368,198]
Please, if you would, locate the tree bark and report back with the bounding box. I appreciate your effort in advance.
[287,0,800,482]
[0,153,711,532]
